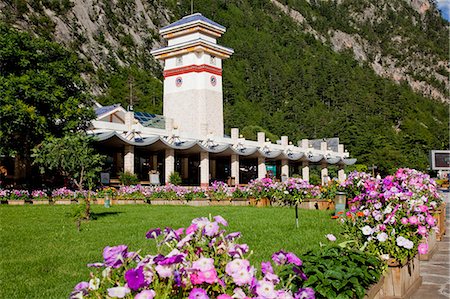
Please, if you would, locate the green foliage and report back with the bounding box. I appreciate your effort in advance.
[345,164,368,174]
[0,205,342,298]
[0,24,95,168]
[96,65,163,113]
[119,172,140,186]
[240,125,279,142]
[2,1,449,176]
[169,171,182,185]
[32,133,105,191]
[309,172,321,186]
[300,245,384,299]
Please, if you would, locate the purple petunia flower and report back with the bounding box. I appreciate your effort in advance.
[103,245,128,268]
[159,254,184,266]
[73,281,89,292]
[295,287,315,299]
[286,252,302,266]
[135,290,156,299]
[145,228,162,239]
[225,232,241,240]
[261,261,274,275]
[214,215,228,226]
[125,267,147,291]
[189,287,209,299]
[271,250,288,265]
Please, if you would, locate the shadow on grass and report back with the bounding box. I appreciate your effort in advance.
[91,211,123,220]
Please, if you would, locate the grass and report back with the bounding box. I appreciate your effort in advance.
[0,205,342,298]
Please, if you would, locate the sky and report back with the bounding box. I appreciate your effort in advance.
[436,0,450,21]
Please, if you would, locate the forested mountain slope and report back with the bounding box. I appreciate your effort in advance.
[0,0,448,172]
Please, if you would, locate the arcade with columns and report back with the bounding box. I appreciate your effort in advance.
[89,13,356,186]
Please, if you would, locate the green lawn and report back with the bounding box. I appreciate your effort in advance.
[0,205,342,298]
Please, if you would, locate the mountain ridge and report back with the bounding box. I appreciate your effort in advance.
[0,0,448,172]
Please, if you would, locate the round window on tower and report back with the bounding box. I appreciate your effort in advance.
[175,77,183,87]
[210,75,217,86]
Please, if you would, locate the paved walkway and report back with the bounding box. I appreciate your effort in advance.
[411,192,450,299]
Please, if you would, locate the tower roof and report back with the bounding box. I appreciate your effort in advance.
[160,13,226,35]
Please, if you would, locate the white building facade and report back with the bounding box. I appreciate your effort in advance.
[89,13,356,186]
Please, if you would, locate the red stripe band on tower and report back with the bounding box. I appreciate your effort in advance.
[163,64,222,78]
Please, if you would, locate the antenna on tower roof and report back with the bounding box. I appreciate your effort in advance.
[128,76,134,111]
[191,0,194,14]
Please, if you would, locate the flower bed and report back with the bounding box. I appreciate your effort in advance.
[336,168,441,298]
[71,215,316,298]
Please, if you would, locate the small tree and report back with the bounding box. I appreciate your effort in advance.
[32,133,104,219]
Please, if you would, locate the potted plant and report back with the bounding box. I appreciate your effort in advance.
[230,186,250,206]
[0,189,9,204]
[31,190,49,204]
[8,189,29,205]
[340,169,439,298]
[185,187,208,206]
[96,187,116,205]
[52,187,75,204]
[209,181,231,205]
[247,178,274,207]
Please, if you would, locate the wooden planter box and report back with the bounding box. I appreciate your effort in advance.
[249,197,270,207]
[434,203,446,241]
[419,230,437,261]
[149,199,168,205]
[187,199,209,206]
[8,200,25,205]
[365,276,385,299]
[54,200,71,205]
[231,198,249,206]
[32,200,50,205]
[209,199,232,206]
[314,200,335,210]
[135,199,146,204]
[382,256,422,298]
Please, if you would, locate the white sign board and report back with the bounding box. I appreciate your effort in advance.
[431,150,450,171]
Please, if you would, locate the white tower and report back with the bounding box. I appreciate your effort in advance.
[151,13,234,138]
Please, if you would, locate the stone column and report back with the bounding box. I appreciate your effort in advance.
[231,154,240,185]
[210,159,217,180]
[152,154,158,171]
[338,166,346,182]
[321,163,329,185]
[124,145,135,173]
[165,148,175,185]
[200,151,209,187]
[281,159,289,178]
[302,161,310,182]
[181,157,189,179]
[258,156,266,179]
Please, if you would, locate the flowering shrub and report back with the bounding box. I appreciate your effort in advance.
[319,180,340,201]
[184,187,207,201]
[210,181,231,201]
[150,184,188,200]
[0,189,8,201]
[31,190,48,200]
[71,215,315,298]
[340,171,372,203]
[117,185,146,199]
[52,187,75,200]
[97,187,117,199]
[247,177,276,200]
[282,178,320,206]
[9,189,29,200]
[230,186,250,199]
[340,169,440,264]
